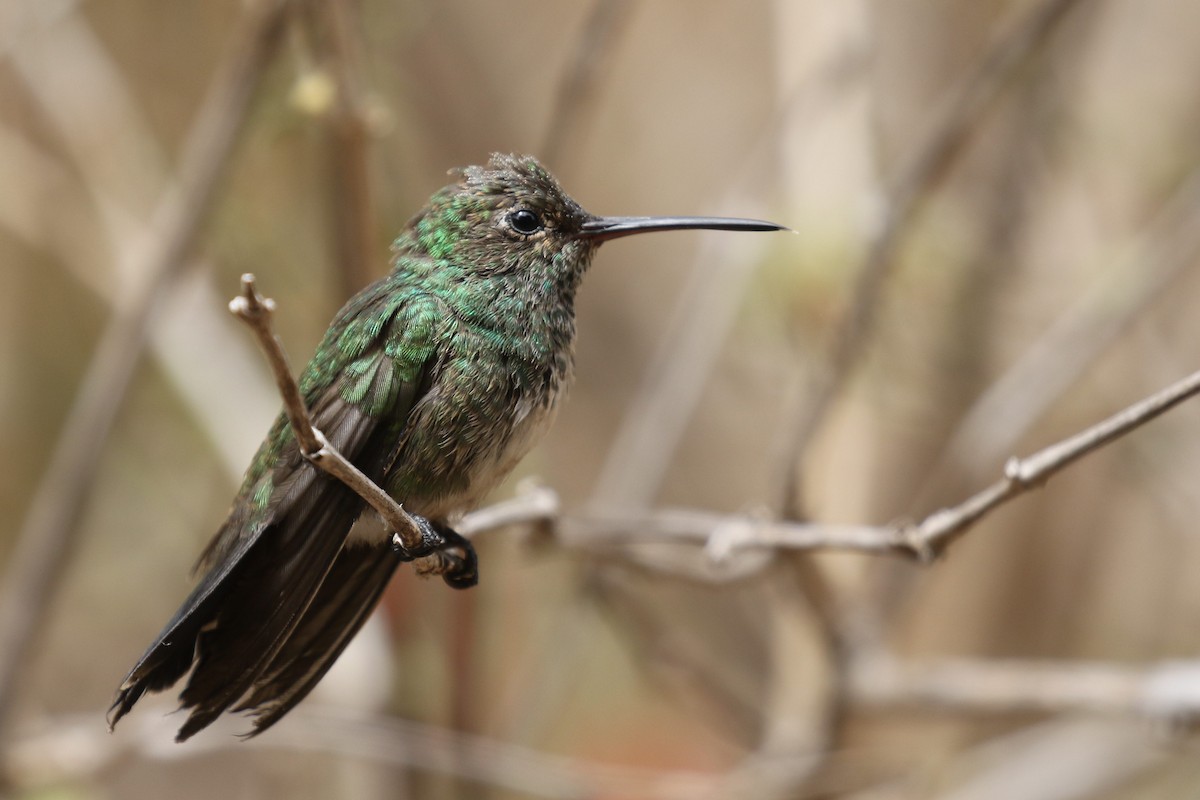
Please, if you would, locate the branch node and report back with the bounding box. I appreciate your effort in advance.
[229,273,275,320]
[303,427,332,461]
[1003,455,1026,483]
[705,518,756,563]
[895,521,937,563]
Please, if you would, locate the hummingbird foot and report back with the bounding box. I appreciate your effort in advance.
[390,515,444,560]
[391,517,478,589]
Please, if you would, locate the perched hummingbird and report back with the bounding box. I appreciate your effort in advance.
[108,153,784,741]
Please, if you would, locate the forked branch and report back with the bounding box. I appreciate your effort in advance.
[228,274,1200,570]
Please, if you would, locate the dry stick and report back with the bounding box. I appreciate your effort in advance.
[919,164,1200,496]
[778,0,1088,518]
[458,483,560,537]
[448,367,1200,565]
[503,363,1200,567]
[312,0,377,299]
[767,5,1088,777]
[0,0,293,742]
[228,277,322,454]
[589,43,866,512]
[841,718,1165,800]
[228,275,457,575]
[4,7,282,477]
[439,364,1200,569]
[438,365,1200,565]
[540,0,635,167]
[907,363,1200,556]
[7,708,746,800]
[559,512,898,558]
[849,653,1200,721]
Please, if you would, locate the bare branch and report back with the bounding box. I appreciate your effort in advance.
[228,276,322,456]
[467,362,1200,567]
[228,274,458,575]
[0,0,293,742]
[919,164,1200,495]
[304,0,379,298]
[540,0,635,167]
[459,482,561,537]
[849,652,1200,723]
[9,708,725,800]
[908,362,1200,556]
[562,511,899,558]
[589,40,866,511]
[778,0,1089,517]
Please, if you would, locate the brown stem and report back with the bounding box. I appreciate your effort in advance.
[0,0,293,746]
[778,0,1089,519]
[228,275,454,573]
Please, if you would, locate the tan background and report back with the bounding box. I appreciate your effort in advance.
[3,0,1200,797]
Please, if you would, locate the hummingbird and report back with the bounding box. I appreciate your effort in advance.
[108,153,784,741]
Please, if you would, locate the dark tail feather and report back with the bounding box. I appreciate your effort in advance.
[233,541,402,736]
[106,529,267,732]
[110,341,427,739]
[109,470,365,742]
[173,479,366,741]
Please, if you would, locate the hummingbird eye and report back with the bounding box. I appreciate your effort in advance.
[508,208,544,236]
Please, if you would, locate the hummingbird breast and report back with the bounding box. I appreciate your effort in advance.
[382,300,576,522]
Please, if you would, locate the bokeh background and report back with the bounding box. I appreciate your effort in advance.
[4,0,1200,797]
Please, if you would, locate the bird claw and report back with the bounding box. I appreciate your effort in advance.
[391,517,478,590]
[390,516,444,561]
[434,527,478,590]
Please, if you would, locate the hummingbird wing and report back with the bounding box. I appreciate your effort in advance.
[109,284,443,741]
[230,536,401,734]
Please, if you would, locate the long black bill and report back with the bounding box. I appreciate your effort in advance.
[579,215,787,242]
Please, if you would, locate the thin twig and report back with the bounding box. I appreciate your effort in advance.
[563,511,897,556]
[458,482,561,536]
[843,718,1165,800]
[908,362,1200,556]
[228,276,323,455]
[540,0,635,167]
[0,0,293,743]
[476,362,1200,567]
[778,0,1088,518]
[2,8,281,478]
[588,38,866,511]
[918,164,1200,496]
[849,652,1200,722]
[307,0,378,298]
[228,275,457,574]
[8,708,723,800]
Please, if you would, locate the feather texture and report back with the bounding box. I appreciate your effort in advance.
[108,153,781,740]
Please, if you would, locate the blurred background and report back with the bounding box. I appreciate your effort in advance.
[3,0,1200,797]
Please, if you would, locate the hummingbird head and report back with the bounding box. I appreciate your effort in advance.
[397,153,785,293]
[404,154,595,286]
